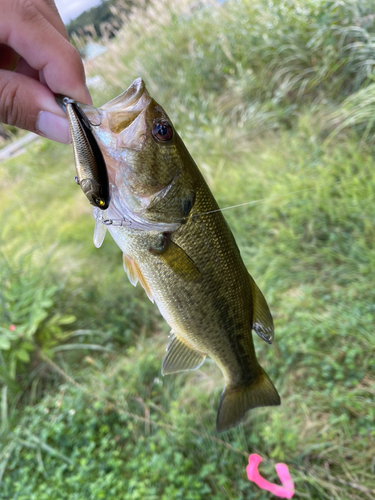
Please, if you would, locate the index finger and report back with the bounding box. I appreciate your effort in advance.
[33,0,70,41]
[1,0,89,104]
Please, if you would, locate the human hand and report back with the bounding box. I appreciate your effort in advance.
[0,0,92,144]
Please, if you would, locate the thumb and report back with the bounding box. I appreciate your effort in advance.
[0,70,71,144]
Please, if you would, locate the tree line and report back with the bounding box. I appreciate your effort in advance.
[66,0,135,40]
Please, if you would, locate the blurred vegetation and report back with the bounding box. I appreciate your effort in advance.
[1,0,374,498]
[66,0,134,41]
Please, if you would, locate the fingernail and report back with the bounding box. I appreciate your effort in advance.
[36,111,72,144]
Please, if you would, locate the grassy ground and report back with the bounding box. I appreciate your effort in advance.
[1,0,374,498]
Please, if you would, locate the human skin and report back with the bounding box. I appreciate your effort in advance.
[0,0,91,143]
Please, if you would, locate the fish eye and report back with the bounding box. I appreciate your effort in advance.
[152,120,173,142]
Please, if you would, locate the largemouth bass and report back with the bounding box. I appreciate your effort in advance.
[71,78,280,432]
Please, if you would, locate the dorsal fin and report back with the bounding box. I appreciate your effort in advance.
[249,274,274,344]
[122,254,154,303]
[161,334,206,375]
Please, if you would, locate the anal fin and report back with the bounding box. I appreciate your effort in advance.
[162,334,206,375]
[249,274,274,344]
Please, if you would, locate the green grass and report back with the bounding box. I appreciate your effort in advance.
[1,0,375,498]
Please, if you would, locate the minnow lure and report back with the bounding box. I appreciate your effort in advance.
[56,95,110,210]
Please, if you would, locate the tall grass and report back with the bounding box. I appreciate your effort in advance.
[87,0,375,134]
[326,81,375,142]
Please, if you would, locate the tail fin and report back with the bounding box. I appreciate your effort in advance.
[216,366,280,432]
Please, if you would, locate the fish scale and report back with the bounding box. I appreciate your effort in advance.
[71,78,280,432]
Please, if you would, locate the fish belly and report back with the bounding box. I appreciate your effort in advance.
[108,186,280,431]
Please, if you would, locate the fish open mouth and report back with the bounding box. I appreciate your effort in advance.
[84,79,181,233]
[84,78,152,154]
[97,78,151,139]
[101,78,147,111]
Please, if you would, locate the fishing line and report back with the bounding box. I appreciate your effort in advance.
[187,170,374,219]
[62,97,104,127]
[190,186,318,218]
[100,171,373,226]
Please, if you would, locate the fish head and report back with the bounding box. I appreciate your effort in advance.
[85,78,195,230]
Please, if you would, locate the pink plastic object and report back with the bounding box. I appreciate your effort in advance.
[246,454,295,498]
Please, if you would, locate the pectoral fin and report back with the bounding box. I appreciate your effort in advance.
[249,274,274,344]
[93,214,107,248]
[123,254,154,303]
[150,237,201,282]
[162,334,206,375]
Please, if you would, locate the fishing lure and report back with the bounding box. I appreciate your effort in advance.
[56,95,110,210]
